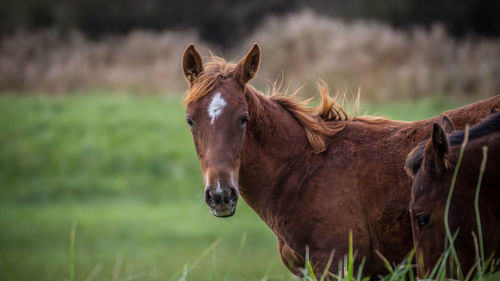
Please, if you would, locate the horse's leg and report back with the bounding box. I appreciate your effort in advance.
[277,237,304,276]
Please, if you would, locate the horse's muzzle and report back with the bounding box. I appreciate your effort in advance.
[204,185,238,217]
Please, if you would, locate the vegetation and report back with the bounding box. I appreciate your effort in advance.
[2,12,500,97]
[0,93,483,280]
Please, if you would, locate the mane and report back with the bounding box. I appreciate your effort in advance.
[406,112,500,176]
[184,56,386,153]
[448,112,500,145]
[268,83,386,153]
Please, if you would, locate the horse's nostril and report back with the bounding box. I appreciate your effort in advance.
[230,188,238,201]
[205,189,212,203]
[206,186,237,206]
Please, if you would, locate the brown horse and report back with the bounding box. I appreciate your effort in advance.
[181,43,500,276]
[405,113,500,277]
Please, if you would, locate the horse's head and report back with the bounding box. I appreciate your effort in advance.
[406,117,456,275]
[181,43,260,217]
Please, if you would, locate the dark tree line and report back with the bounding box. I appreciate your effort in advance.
[1,0,499,46]
[308,0,500,39]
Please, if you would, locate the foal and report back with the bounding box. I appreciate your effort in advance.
[406,114,500,276]
[181,43,500,276]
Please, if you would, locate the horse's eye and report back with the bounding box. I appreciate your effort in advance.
[417,214,431,228]
[186,118,194,129]
[240,116,248,126]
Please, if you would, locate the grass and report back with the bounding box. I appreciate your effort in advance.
[1,200,286,281]
[474,146,488,276]
[0,93,202,203]
[0,93,486,280]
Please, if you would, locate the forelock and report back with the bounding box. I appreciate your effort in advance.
[183,57,237,106]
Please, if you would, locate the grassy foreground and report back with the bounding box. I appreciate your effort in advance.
[0,93,479,280]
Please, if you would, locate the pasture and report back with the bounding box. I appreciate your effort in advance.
[0,93,480,280]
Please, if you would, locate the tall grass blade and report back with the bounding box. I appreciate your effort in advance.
[177,265,188,281]
[122,272,147,281]
[444,125,470,280]
[474,146,488,277]
[355,257,366,281]
[347,231,354,281]
[69,220,77,281]
[260,259,277,281]
[375,250,394,273]
[112,254,123,281]
[307,261,317,281]
[472,232,482,277]
[428,231,459,279]
[223,233,247,281]
[84,263,103,281]
[427,252,446,279]
[382,252,414,281]
[319,251,334,281]
[301,247,314,281]
[208,249,217,281]
[464,262,478,281]
[167,239,220,281]
[404,250,415,281]
[2,255,16,281]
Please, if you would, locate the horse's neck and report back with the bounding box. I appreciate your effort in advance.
[237,92,500,217]
[238,86,310,219]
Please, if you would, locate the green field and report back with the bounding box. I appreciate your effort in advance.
[0,93,477,281]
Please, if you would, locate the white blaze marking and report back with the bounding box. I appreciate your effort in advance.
[215,181,222,193]
[208,92,227,124]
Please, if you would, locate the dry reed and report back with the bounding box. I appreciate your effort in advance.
[1,11,499,100]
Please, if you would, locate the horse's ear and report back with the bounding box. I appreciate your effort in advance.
[182,44,203,86]
[441,115,455,134]
[234,43,261,86]
[423,123,450,175]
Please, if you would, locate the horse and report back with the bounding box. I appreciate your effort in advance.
[405,113,500,277]
[181,43,500,277]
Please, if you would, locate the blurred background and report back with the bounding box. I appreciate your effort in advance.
[1,1,499,280]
